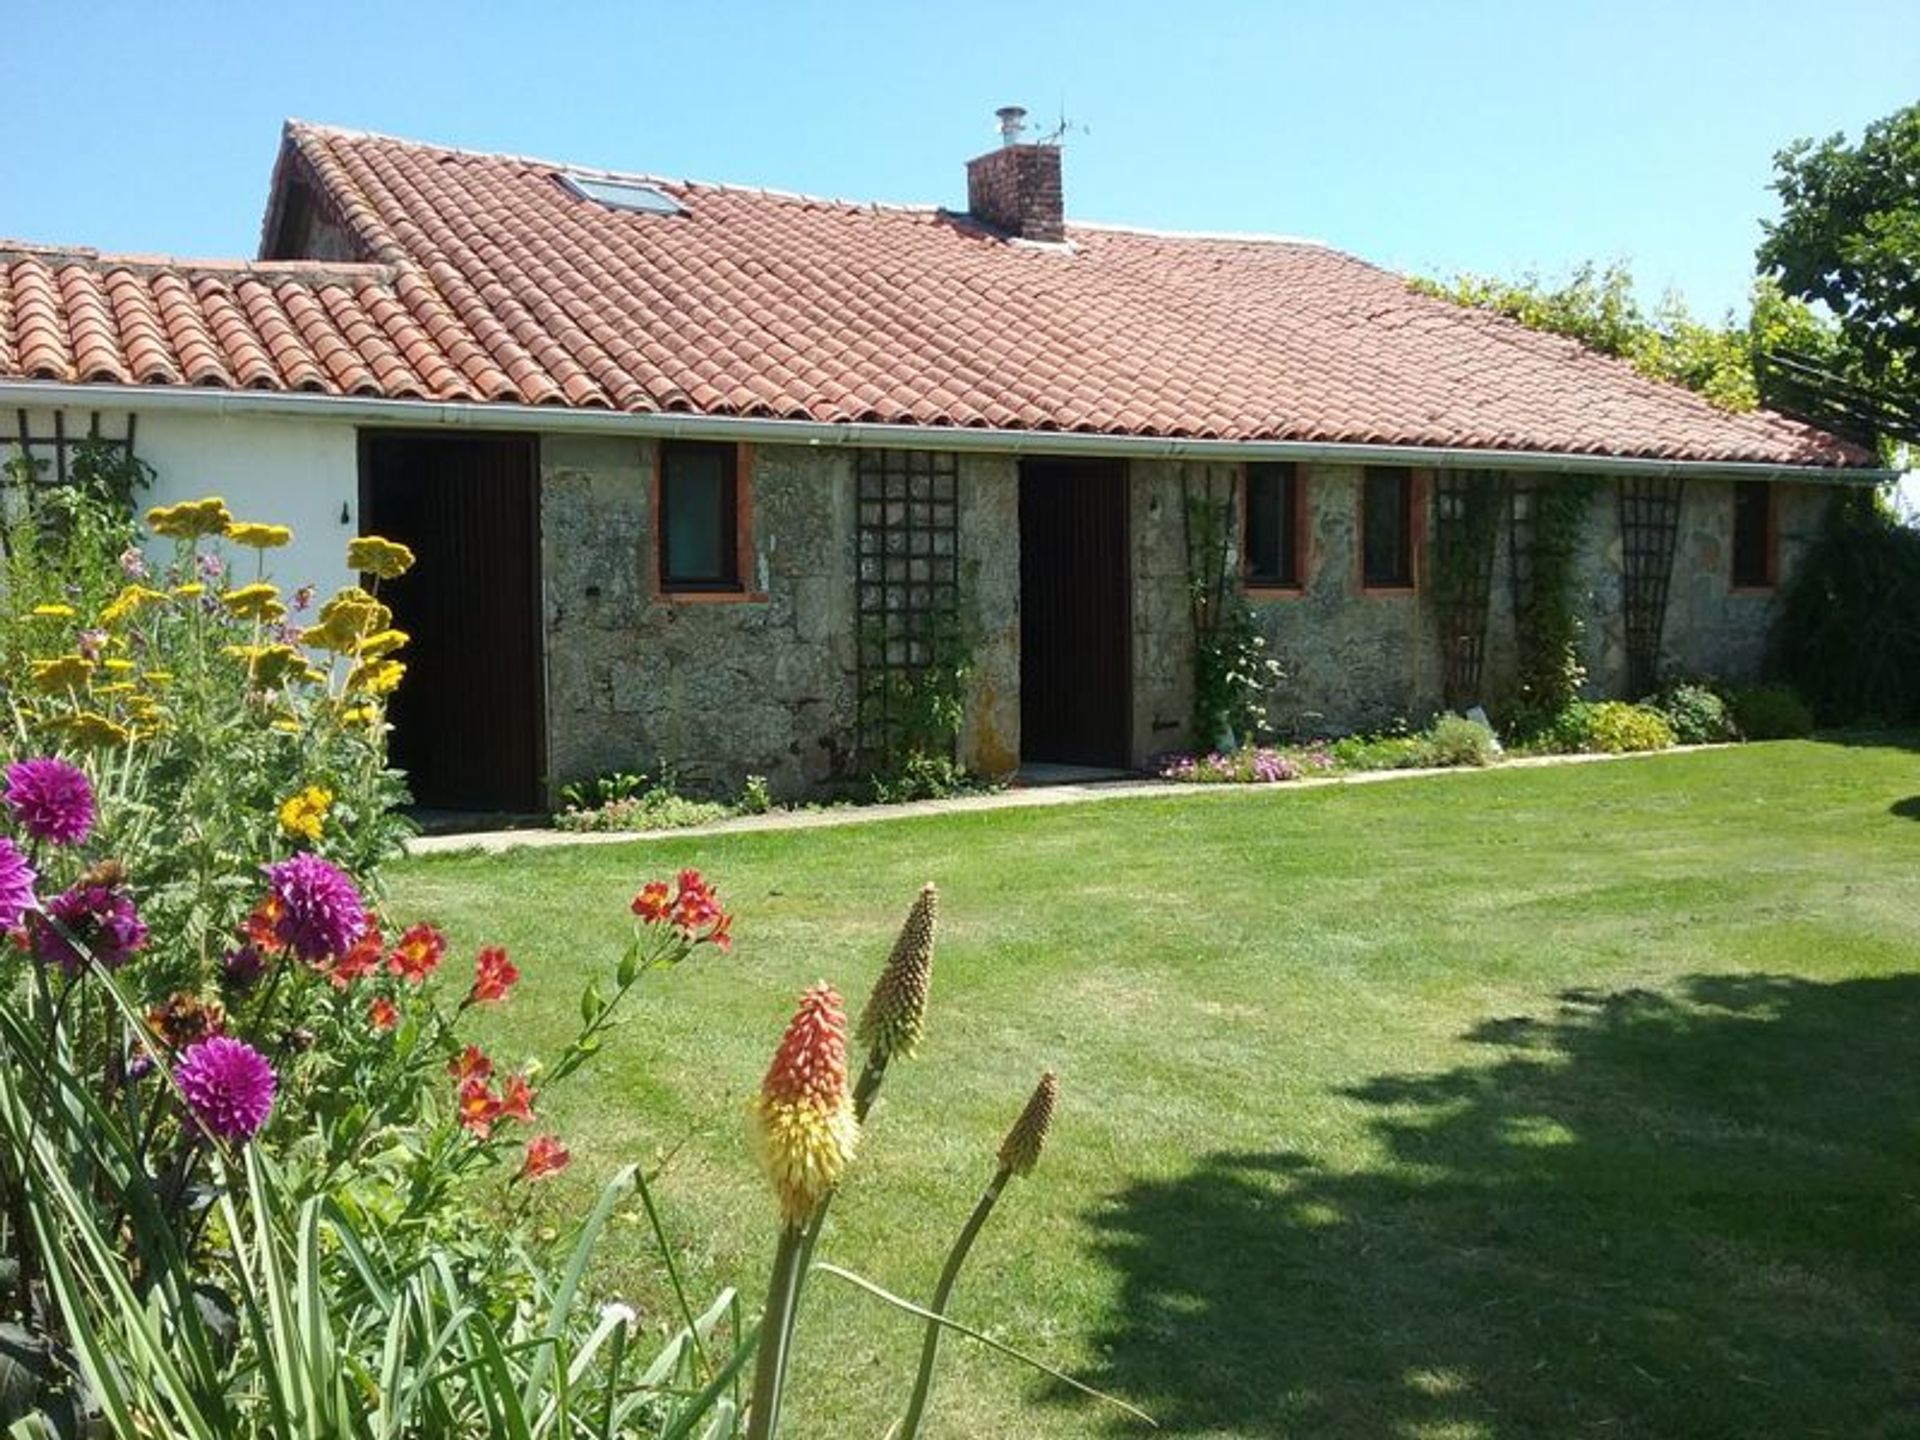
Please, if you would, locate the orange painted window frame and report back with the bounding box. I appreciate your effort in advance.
[1241,461,1310,596]
[652,439,766,603]
[1728,480,1779,594]
[1357,466,1426,595]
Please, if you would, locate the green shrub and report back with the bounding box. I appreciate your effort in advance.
[556,784,733,832]
[1585,701,1677,753]
[1416,713,1501,768]
[1728,684,1817,739]
[557,768,650,811]
[740,772,774,814]
[869,750,974,803]
[1649,683,1737,745]
[1329,732,1428,771]
[1774,491,1920,725]
[1509,700,1597,754]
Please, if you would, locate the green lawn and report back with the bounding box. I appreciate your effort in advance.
[391,741,1920,1440]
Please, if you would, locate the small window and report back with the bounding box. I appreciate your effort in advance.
[559,172,684,215]
[659,442,740,591]
[1731,481,1775,589]
[1362,466,1415,589]
[1244,463,1302,588]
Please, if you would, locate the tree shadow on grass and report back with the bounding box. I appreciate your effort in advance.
[1892,796,1920,821]
[1075,975,1920,1438]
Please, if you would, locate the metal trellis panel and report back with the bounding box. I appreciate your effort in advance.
[855,449,961,765]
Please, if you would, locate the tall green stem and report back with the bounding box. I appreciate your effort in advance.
[744,1223,806,1440]
[899,1167,1010,1440]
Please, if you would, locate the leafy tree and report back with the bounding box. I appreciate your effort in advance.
[1758,102,1920,392]
[1411,263,1830,414]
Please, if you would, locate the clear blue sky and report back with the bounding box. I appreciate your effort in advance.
[5,1,1915,320]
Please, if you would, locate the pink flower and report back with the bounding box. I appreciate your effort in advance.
[264,855,367,962]
[0,840,36,931]
[4,757,96,846]
[176,1036,276,1142]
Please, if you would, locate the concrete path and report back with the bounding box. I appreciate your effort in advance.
[404,746,1707,857]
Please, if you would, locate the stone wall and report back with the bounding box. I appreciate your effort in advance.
[540,437,1838,800]
[1222,465,1837,741]
[539,437,1019,802]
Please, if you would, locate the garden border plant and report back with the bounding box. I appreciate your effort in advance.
[1508,476,1597,735]
[0,490,1137,1439]
[1182,471,1283,750]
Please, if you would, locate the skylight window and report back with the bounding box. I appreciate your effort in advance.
[559,172,683,216]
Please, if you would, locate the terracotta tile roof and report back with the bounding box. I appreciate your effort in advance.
[0,123,1873,468]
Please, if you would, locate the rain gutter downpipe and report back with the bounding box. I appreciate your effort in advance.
[0,381,1897,487]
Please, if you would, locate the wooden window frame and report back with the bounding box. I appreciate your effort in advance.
[1241,461,1309,596]
[1729,480,1779,594]
[1358,465,1424,594]
[653,440,764,602]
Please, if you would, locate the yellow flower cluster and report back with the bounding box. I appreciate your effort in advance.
[303,586,393,654]
[224,644,314,690]
[346,657,407,696]
[100,585,169,625]
[147,497,234,539]
[277,785,333,842]
[48,711,135,748]
[30,655,94,693]
[227,521,293,549]
[221,582,286,624]
[347,535,416,580]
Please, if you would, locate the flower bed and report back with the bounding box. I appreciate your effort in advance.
[0,482,1122,1438]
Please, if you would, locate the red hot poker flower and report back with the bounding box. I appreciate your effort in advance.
[468,946,519,1004]
[748,982,859,1228]
[389,922,446,984]
[517,1134,571,1182]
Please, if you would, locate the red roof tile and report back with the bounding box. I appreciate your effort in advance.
[0,123,1874,468]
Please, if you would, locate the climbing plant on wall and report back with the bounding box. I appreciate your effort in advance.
[1182,465,1282,747]
[1508,475,1597,729]
[853,449,976,798]
[1428,470,1506,707]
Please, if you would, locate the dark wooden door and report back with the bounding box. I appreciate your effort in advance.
[1019,459,1132,767]
[360,433,544,812]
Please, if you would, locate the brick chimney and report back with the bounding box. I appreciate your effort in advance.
[966,105,1065,243]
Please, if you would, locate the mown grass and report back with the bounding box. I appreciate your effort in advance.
[391,739,1920,1439]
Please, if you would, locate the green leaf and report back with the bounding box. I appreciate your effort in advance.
[812,1265,1156,1427]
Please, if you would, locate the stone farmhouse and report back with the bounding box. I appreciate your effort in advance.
[0,112,1889,808]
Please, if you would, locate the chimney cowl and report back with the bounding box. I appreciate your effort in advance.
[966,106,1064,243]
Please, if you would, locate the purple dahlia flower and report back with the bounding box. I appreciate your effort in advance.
[265,854,366,961]
[221,943,269,991]
[5,757,96,846]
[33,879,148,974]
[0,838,36,930]
[176,1036,276,1142]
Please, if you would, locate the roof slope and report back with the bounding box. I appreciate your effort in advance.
[0,123,1872,468]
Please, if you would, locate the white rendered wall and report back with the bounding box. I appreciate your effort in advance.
[11,407,361,597]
